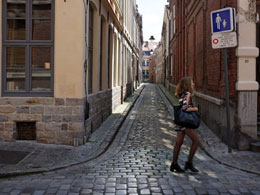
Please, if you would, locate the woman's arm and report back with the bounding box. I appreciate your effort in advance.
[186,107,198,112]
[185,92,198,112]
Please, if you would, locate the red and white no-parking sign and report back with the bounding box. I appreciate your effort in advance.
[212,38,219,45]
[211,32,237,49]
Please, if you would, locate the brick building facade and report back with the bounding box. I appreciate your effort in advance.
[149,54,156,83]
[167,0,260,149]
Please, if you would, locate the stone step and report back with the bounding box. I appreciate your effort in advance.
[250,141,260,152]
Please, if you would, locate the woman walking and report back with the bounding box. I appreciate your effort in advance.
[170,77,200,173]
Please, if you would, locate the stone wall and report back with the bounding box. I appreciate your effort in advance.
[85,89,112,137]
[112,86,121,111]
[0,86,133,146]
[0,97,85,146]
[126,83,133,99]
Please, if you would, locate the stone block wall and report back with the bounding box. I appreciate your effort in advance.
[86,89,112,137]
[126,83,133,99]
[112,86,121,111]
[0,97,85,146]
[0,86,133,146]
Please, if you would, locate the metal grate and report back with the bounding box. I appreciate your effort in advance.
[17,122,36,140]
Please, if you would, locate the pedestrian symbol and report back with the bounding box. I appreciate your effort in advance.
[211,8,235,34]
[216,14,222,30]
[223,19,227,28]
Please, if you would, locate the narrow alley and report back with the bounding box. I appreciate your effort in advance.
[0,84,259,195]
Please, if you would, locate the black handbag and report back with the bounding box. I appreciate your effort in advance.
[173,105,200,129]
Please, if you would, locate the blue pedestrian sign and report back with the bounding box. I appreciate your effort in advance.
[211,8,236,34]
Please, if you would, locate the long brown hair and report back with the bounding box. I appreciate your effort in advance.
[175,77,194,98]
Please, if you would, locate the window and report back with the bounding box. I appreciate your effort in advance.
[171,5,176,39]
[88,4,94,94]
[147,60,150,66]
[143,51,150,56]
[2,0,54,96]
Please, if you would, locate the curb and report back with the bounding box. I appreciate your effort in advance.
[0,84,145,178]
[157,84,260,175]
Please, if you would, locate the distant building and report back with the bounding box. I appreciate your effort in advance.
[155,43,163,84]
[142,41,158,82]
[149,54,156,83]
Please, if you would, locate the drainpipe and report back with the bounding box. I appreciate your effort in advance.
[166,5,170,88]
[83,0,90,143]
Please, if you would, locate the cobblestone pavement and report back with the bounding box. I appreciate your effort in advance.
[0,84,260,195]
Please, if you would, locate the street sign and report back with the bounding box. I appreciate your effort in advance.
[211,7,236,34]
[211,7,236,153]
[211,32,237,49]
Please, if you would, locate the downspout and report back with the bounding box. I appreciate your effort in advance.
[83,0,89,142]
[167,5,170,85]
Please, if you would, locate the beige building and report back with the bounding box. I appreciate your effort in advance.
[161,5,170,86]
[155,43,163,84]
[0,0,142,146]
[141,41,158,82]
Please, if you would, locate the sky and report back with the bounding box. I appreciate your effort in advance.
[136,0,168,42]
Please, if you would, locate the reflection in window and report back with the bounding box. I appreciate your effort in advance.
[6,47,26,91]
[3,0,54,95]
[7,0,26,18]
[32,19,51,40]
[7,19,26,40]
[32,0,52,18]
[32,47,51,91]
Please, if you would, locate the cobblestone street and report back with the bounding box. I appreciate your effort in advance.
[0,84,260,195]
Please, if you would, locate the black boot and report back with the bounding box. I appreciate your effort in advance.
[184,162,199,172]
[170,162,185,173]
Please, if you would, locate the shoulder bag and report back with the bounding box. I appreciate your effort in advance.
[173,105,200,129]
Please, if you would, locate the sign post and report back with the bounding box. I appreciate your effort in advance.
[223,48,232,153]
[211,8,236,153]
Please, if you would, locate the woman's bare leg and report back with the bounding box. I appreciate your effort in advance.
[173,131,185,164]
[184,129,200,163]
